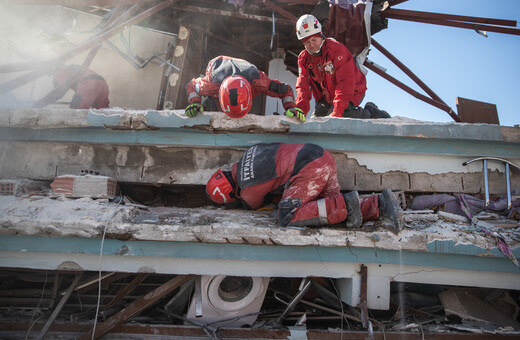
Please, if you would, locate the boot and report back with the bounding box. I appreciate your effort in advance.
[378,189,404,232]
[364,102,391,119]
[343,191,362,228]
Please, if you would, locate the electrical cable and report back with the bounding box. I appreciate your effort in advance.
[25,313,48,340]
[25,271,48,340]
[90,202,121,339]
[329,278,347,340]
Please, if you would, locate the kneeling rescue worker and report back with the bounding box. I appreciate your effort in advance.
[185,55,306,121]
[206,143,404,231]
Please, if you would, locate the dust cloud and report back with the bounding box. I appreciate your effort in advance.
[0,3,174,110]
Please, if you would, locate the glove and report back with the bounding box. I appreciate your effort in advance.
[185,103,203,118]
[285,107,306,122]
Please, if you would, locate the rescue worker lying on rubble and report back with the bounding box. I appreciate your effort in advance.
[53,65,110,109]
[185,55,306,121]
[206,142,404,230]
[294,14,390,119]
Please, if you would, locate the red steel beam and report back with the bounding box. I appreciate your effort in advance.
[383,12,520,36]
[383,8,517,27]
[371,38,447,106]
[363,61,462,122]
[258,0,298,22]
[388,0,409,7]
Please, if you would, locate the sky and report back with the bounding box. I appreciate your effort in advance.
[361,0,520,127]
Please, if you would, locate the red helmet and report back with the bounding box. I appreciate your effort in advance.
[219,75,252,118]
[206,169,236,204]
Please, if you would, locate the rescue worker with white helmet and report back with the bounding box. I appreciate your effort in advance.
[185,56,305,120]
[295,14,390,119]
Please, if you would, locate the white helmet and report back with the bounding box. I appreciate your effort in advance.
[296,14,322,40]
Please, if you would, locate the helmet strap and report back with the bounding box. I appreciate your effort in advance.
[223,171,236,197]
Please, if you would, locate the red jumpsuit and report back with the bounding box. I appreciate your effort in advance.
[53,67,110,109]
[295,38,366,118]
[186,56,296,111]
[230,143,379,227]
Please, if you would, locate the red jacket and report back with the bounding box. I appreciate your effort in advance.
[53,66,109,109]
[231,143,329,210]
[228,142,381,227]
[186,56,296,111]
[295,38,366,117]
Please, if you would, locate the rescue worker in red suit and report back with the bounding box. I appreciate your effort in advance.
[185,55,306,121]
[53,65,110,109]
[295,14,389,119]
[206,143,403,231]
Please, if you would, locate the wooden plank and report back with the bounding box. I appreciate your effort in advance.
[35,274,82,340]
[5,321,519,339]
[78,275,193,340]
[163,25,190,110]
[456,97,499,125]
[359,264,368,328]
[104,273,148,309]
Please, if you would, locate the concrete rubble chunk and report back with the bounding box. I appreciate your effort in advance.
[0,179,50,196]
[437,211,470,223]
[0,180,19,196]
[439,289,520,329]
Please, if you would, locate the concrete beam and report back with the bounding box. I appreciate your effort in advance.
[1,140,518,194]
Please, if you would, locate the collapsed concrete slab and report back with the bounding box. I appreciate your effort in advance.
[0,107,519,314]
[1,195,519,311]
[1,108,519,194]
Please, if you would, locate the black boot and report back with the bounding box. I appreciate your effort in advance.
[343,191,362,228]
[364,102,391,119]
[378,189,404,232]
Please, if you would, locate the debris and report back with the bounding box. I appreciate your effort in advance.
[439,289,520,329]
[404,212,438,223]
[0,179,50,196]
[478,227,520,268]
[438,211,470,223]
[404,209,434,214]
[51,175,117,199]
[446,320,519,334]
[0,180,19,196]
